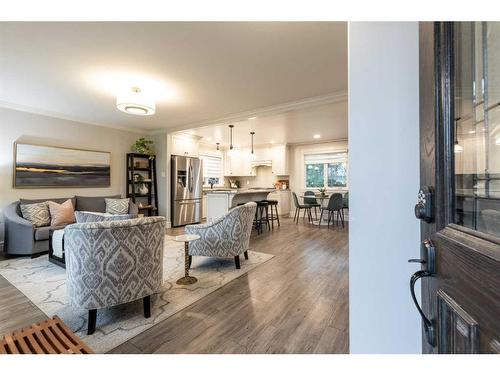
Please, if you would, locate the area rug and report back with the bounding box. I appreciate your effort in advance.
[0,235,273,353]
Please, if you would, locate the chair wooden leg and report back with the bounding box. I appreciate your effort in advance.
[276,205,280,227]
[303,209,306,219]
[143,295,151,318]
[244,251,249,260]
[319,209,324,227]
[340,209,345,228]
[88,309,97,335]
[328,211,331,228]
[234,255,241,269]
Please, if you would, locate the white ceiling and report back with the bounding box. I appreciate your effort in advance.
[0,22,347,132]
[178,99,348,147]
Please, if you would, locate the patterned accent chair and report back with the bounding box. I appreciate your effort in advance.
[185,202,257,269]
[64,216,166,335]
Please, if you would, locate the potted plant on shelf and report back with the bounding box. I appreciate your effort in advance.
[133,138,155,159]
[318,187,327,196]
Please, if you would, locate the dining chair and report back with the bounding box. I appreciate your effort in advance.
[292,192,313,224]
[319,193,344,228]
[303,191,321,220]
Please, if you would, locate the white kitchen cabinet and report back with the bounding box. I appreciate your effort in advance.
[171,134,200,157]
[223,149,256,177]
[267,190,291,217]
[270,144,289,176]
[202,193,207,219]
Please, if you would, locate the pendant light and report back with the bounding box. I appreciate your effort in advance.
[227,125,236,157]
[250,132,256,160]
[215,142,221,155]
[454,121,463,153]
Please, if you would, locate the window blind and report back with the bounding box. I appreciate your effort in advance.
[304,152,348,164]
[200,154,222,179]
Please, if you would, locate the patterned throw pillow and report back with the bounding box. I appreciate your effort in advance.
[20,202,51,227]
[105,198,130,215]
[75,211,134,223]
[48,199,76,226]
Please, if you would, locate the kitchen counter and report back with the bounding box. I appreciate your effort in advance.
[205,189,276,221]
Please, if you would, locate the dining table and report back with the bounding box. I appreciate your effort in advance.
[300,194,331,226]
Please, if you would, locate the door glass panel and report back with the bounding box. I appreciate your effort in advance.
[455,22,500,238]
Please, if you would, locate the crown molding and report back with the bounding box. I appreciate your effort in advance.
[0,100,147,134]
[161,90,348,134]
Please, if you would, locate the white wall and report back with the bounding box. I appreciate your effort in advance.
[0,107,145,244]
[348,22,421,353]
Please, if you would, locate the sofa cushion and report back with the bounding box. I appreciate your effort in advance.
[20,197,75,206]
[75,211,134,223]
[48,199,76,226]
[20,202,51,227]
[105,198,130,215]
[34,225,66,241]
[75,195,120,213]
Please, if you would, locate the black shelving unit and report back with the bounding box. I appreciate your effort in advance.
[126,153,159,217]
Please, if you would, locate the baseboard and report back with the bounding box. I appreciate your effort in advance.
[166,221,172,229]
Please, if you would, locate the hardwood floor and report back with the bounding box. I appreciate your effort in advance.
[0,216,349,354]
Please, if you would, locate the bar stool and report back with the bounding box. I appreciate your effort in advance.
[262,199,280,229]
[254,201,270,234]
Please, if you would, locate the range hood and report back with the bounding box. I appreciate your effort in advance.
[250,160,272,168]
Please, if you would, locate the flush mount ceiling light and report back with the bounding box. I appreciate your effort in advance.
[116,87,155,116]
[313,134,321,139]
[248,116,257,120]
[250,132,256,160]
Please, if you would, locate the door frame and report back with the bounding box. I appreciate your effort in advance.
[419,22,500,354]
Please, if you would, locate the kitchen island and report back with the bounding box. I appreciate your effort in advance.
[205,188,275,222]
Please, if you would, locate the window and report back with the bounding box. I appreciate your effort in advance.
[304,152,348,188]
[200,154,223,186]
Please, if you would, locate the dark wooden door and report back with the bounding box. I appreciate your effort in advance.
[418,22,500,354]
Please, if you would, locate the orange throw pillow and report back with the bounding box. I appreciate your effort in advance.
[48,199,76,226]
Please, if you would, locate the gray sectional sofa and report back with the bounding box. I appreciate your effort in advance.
[3,195,139,256]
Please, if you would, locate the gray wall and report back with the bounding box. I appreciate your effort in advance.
[0,107,146,246]
[348,22,421,353]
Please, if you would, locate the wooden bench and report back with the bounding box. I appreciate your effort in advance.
[0,316,93,354]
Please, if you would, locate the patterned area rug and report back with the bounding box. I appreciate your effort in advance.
[0,235,273,353]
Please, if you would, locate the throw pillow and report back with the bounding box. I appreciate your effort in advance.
[75,211,134,223]
[48,199,76,226]
[20,202,50,227]
[105,198,130,215]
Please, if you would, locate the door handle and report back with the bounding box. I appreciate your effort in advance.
[408,239,436,347]
[410,270,435,346]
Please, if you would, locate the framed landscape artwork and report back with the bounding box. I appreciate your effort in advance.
[14,143,111,188]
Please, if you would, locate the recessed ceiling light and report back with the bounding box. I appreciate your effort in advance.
[270,140,276,144]
[468,130,476,134]
[313,134,321,139]
[206,137,212,141]
[248,116,257,120]
[116,87,155,116]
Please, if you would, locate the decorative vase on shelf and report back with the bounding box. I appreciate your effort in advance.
[139,184,149,195]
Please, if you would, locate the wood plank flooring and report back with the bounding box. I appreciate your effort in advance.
[0,216,349,354]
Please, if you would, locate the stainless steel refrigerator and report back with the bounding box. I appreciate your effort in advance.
[171,155,203,227]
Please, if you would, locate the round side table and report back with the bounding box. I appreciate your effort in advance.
[173,234,200,285]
